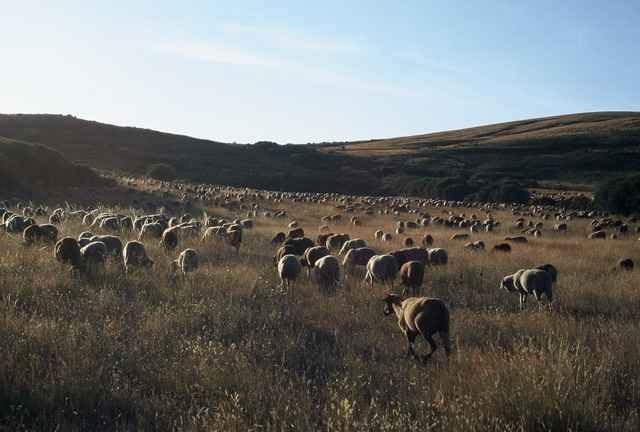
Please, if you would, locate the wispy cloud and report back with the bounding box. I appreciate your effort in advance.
[154,24,409,96]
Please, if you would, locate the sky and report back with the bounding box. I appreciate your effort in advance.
[1,1,639,143]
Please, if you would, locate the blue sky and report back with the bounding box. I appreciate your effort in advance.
[1,1,638,143]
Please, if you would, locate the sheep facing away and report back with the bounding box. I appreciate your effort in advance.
[277,254,302,292]
[172,248,199,274]
[400,261,425,297]
[123,241,154,273]
[313,255,341,293]
[364,254,399,290]
[382,294,451,363]
[500,268,553,310]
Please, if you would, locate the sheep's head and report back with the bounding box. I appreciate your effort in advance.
[500,275,515,292]
[382,293,402,316]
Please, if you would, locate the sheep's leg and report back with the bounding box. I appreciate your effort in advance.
[405,331,418,359]
[519,294,527,310]
[422,335,438,363]
[440,331,452,357]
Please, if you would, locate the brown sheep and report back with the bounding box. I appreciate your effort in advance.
[492,243,512,253]
[382,294,451,363]
[400,261,425,296]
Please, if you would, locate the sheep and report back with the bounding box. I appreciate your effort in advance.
[615,258,634,272]
[224,226,242,252]
[535,263,558,283]
[342,247,376,275]
[588,231,606,240]
[172,248,199,274]
[78,231,94,240]
[89,235,123,260]
[505,236,528,243]
[80,241,107,274]
[422,234,434,247]
[283,237,315,256]
[23,224,58,245]
[301,246,330,277]
[390,247,429,267]
[404,237,414,247]
[139,222,164,241]
[338,238,367,256]
[326,233,350,251]
[364,254,399,289]
[287,227,305,239]
[554,223,568,232]
[202,226,226,243]
[313,255,341,293]
[374,230,384,241]
[54,237,83,269]
[160,227,179,253]
[427,248,448,265]
[123,241,154,273]
[464,240,485,252]
[492,243,512,253]
[99,217,121,232]
[400,261,425,296]
[5,215,35,234]
[317,232,334,246]
[382,233,393,242]
[271,232,286,246]
[382,294,451,363]
[450,233,469,241]
[500,268,553,310]
[274,244,297,266]
[277,254,302,292]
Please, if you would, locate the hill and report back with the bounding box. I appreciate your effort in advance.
[1,112,639,199]
[0,136,106,197]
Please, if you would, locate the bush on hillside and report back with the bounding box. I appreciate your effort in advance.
[595,175,640,215]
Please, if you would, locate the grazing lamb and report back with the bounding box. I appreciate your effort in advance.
[615,258,634,272]
[313,255,341,293]
[301,246,331,277]
[492,243,512,253]
[427,248,448,266]
[326,233,350,251]
[500,268,553,310]
[225,226,242,252]
[139,222,164,241]
[274,245,297,266]
[160,227,179,252]
[277,254,302,292]
[123,241,154,273]
[374,230,384,241]
[404,237,414,247]
[364,254,399,289]
[90,235,124,260]
[464,240,485,252]
[338,238,367,256]
[450,233,470,241]
[23,224,58,245]
[80,241,107,274]
[400,261,425,296]
[54,237,83,269]
[342,247,376,275]
[382,294,451,363]
[271,232,286,246]
[588,231,606,240]
[422,234,434,247]
[505,236,528,243]
[172,248,199,274]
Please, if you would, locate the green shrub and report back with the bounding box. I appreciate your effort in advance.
[595,175,640,215]
[146,163,176,181]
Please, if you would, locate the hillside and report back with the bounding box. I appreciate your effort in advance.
[1,112,639,199]
[0,136,106,196]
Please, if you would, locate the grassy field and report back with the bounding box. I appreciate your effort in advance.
[1,194,639,431]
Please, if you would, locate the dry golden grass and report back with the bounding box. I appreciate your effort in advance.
[1,199,639,431]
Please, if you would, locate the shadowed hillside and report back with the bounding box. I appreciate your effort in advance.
[1,112,639,198]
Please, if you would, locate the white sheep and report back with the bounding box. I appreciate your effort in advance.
[364,254,399,290]
[277,254,302,292]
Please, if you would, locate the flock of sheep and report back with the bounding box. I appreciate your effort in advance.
[1,179,637,364]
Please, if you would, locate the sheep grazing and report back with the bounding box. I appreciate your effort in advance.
[278,254,302,292]
[326,233,350,251]
[422,234,434,247]
[338,238,367,256]
[374,230,384,241]
[139,222,164,241]
[54,237,83,269]
[400,261,425,296]
[313,255,341,293]
[364,254,399,289]
[382,233,393,242]
[283,237,315,256]
[287,227,305,239]
[271,232,286,246]
[427,248,448,265]
[23,224,58,245]
[464,240,485,252]
[160,227,179,253]
[89,235,123,260]
[225,226,242,252]
[316,232,334,246]
[535,263,558,283]
[404,237,414,247]
[450,233,470,241]
[588,231,606,240]
[123,241,154,273]
[5,215,35,234]
[172,249,199,274]
[274,244,297,266]
[614,258,634,272]
[390,247,428,267]
[505,236,528,243]
[80,241,107,274]
[492,243,512,253]
[382,294,451,363]
[500,268,553,310]
[301,246,330,277]
[342,247,376,276]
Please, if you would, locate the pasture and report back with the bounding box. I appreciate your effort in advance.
[1,187,639,431]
